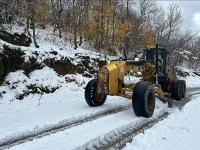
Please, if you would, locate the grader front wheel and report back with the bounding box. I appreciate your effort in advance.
[132,81,155,118]
[85,79,107,107]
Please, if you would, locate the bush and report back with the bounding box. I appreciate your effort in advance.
[0,45,25,83]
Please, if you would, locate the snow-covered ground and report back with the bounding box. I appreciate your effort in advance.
[6,101,168,150]
[0,66,199,149]
[0,68,131,142]
[0,26,122,145]
[124,94,200,150]
[0,25,200,150]
[183,74,200,88]
[178,67,200,88]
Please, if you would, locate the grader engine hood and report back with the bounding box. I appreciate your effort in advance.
[97,61,126,95]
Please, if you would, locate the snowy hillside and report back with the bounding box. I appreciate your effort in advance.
[0,26,109,100]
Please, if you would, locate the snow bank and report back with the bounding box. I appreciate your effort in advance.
[177,66,200,88]
[124,94,200,150]
[0,65,131,142]
[3,67,65,99]
[184,75,200,88]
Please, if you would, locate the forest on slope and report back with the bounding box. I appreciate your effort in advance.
[0,0,200,68]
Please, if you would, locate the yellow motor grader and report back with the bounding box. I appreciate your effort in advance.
[84,45,186,118]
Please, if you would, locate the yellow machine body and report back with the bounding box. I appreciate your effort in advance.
[105,61,126,95]
[97,60,165,99]
[85,45,184,118]
[106,63,119,95]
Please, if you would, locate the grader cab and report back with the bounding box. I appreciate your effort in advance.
[85,45,186,118]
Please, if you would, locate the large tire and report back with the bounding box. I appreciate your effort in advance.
[0,60,4,83]
[171,80,183,100]
[180,80,186,98]
[85,79,107,107]
[132,81,155,118]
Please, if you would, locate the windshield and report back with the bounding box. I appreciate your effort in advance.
[144,48,167,74]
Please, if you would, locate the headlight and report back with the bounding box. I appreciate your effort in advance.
[106,59,111,64]
[134,57,139,61]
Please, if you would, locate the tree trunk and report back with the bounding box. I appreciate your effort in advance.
[99,0,104,48]
[112,2,117,45]
[51,0,62,38]
[31,3,39,48]
[79,33,82,46]
[74,25,78,49]
[126,0,129,19]
[26,16,31,37]
[5,1,8,22]
[58,28,62,38]
[32,21,39,48]
[58,0,63,38]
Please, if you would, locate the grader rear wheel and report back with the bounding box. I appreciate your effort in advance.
[85,79,107,107]
[180,80,186,98]
[0,60,4,83]
[132,81,155,118]
[171,80,184,101]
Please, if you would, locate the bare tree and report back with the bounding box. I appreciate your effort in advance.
[27,0,39,48]
[152,7,167,44]
[166,3,182,45]
[51,0,64,38]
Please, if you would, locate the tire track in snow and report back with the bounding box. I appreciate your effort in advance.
[75,91,200,150]
[0,104,131,150]
[75,111,168,150]
[1,88,200,150]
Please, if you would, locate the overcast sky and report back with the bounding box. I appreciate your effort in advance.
[157,0,200,33]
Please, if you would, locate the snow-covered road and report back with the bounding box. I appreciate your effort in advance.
[0,64,199,150]
[6,100,168,150]
[4,92,200,150]
[0,71,200,150]
[0,85,130,143]
[124,94,200,150]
